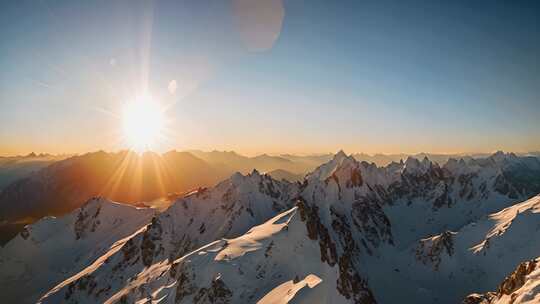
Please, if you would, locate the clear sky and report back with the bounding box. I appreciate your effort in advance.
[1,0,539,156]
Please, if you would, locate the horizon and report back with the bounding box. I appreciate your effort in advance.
[1,0,540,156]
[1,147,538,159]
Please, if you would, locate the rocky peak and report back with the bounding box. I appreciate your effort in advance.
[415,230,456,270]
[334,149,347,161]
[249,168,261,177]
[403,156,436,176]
[306,150,362,185]
[487,151,519,167]
[444,158,474,175]
[490,150,507,163]
[464,258,539,304]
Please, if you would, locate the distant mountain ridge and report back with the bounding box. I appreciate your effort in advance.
[0,150,231,242]
[0,153,69,190]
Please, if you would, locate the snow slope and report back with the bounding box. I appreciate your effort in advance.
[39,207,360,304]
[364,194,540,303]
[36,170,299,303]
[0,197,155,303]
[40,194,540,304]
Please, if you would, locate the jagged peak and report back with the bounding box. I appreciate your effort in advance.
[493,150,506,157]
[403,156,434,175]
[404,156,420,165]
[250,168,261,176]
[307,150,359,182]
[334,149,347,161]
[443,157,476,174]
[489,150,518,163]
[225,169,281,190]
[233,169,263,180]
[385,160,404,174]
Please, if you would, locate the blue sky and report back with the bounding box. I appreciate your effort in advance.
[0,0,539,155]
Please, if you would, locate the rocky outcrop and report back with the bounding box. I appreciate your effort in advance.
[462,292,496,304]
[351,197,393,250]
[497,259,537,296]
[415,230,456,270]
[296,198,338,266]
[141,217,164,267]
[193,276,233,304]
[463,258,539,304]
[74,198,103,240]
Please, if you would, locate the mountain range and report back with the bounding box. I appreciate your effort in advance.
[1,151,540,303]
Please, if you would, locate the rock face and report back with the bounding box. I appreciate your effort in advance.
[464,258,539,304]
[415,230,456,270]
[462,293,497,304]
[74,201,103,240]
[498,259,537,296]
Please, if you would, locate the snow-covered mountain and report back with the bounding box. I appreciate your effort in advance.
[3,150,540,303]
[37,192,540,304]
[39,207,345,304]
[0,197,155,304]
[35,170,298,303]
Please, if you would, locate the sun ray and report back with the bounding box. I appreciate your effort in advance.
[98,151,134,199]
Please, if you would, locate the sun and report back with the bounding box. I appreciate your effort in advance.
[122,94,165,152]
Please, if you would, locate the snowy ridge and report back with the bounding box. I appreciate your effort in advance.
[39,207,357,304]
[0,197,155,304]
[5,151,540,304]
[36,170,299,303]
[377,194,540,303]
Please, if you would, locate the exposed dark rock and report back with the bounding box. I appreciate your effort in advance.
[463,259,538,304]
[498,259,537,296]
[296,197,378,303]
[336,252,376,304]
[351,198,393,248]
[296,198,337,266]
[264,241,274,258]
[193,276,233,304]
[141,217,164,267]
[173,263,196,303]
[462,292,496,304]
[347,167,363,188]
[415,230,455,270]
